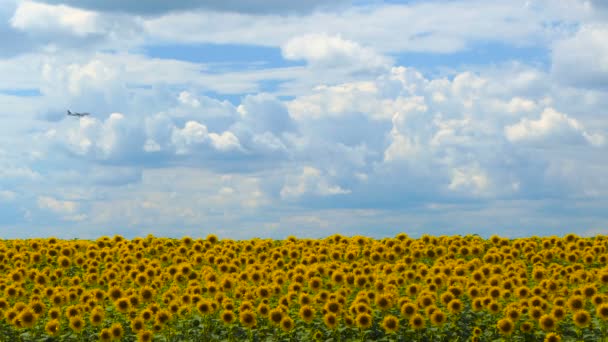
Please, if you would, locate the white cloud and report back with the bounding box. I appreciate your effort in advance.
[170,120,242,154]
[280,166,351,199]
[171,120,209,154]
[282,33,391,72]
[0,190,16,202]
[208,131,242,151]
[142,1,566,54]
[287,81,380,120]
[552,24,608,88]
[178,91,200,108]
[505,107,605,147]
[37,195,78,214]
[11,1,101,37]
[448,164,491,196]
[57,112,145,160]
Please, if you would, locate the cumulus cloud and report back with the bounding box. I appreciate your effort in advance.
[552,24,608,88]
[282,33,391,72]
[448,164,491,196]
[11,1,101,37]
[287,81,381,120]
[280,166,351,199]
[56,113,145,160]
[37,195,78,214]
[505,107,605,147]
[170,120,243,154]
[37,195,86,221]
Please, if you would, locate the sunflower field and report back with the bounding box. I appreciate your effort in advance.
[1,233,608,341]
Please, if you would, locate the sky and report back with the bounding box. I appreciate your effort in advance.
[1,0,607,240]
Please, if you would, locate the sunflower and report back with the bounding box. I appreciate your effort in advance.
[115,297,131,313]
[108,286,123,302]
[356,312,373,329]
[539,314,556,332]
[497,318,514,336]
[472,298,484,311]
[568,295,585,312]
[324,300,342,314]
[447,299,463,314]
[572,310,591,328]
[551,306,566,321]
[323,312,338,329]
[48,307,61,320]
[430,310,446,327]
[137,330,153,342]
[529,307,544,320]
[520,321,534,333]
[382,314,399,334]
[269,308,284,326]
[65,305,81,319]
[197,300,212,315]
[155,309,171,325]
[131,317,145,332]
[400,302,417,318]
[18,308,37,329]
[239,310,257,329]
[45,319,60,336]
[99,328,112,342]
[139,286,155,302]
[69,316,85,333]
[487,300,502,314]
[299,305,315,323]
[280,316,294,332]
[28,300,46,317]
[544,333,561,342]
[375,294,393,311]
[596,303,608,321]
[257,303,270,317]
[409,313,425,330]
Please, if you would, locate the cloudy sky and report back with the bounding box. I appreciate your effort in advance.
[1,0,607,240]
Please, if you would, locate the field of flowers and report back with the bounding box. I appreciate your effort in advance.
[1,233,607,341]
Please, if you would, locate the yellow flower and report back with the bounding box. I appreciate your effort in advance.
[544,332,561,342]
[382,314,399,334]
[447,299,463,314]
[520,321,534,333]
[99,328,112,342]
[69,316,85,333]
[45,319,60,336]
[430,310,446,326]
[239,310,257,329]
[115,297,131,313]
[567,295,585,312]
[539,314,556,332]
[323,312,338,329]
[409,313,425,330]
[356,312,373,329]
[496,318,514,336]
[137,330,153,342]
[299,305,315,323]
[572,310,591,328]
[596,303,608,321]
[16,308,36,328]
[131,317,145,332]
[280,316,294,332]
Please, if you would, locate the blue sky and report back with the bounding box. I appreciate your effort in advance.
[1,0,607,240]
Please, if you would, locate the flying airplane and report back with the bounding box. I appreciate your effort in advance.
[67,110,90,117]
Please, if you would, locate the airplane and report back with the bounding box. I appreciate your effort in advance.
[67,110,90,117]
